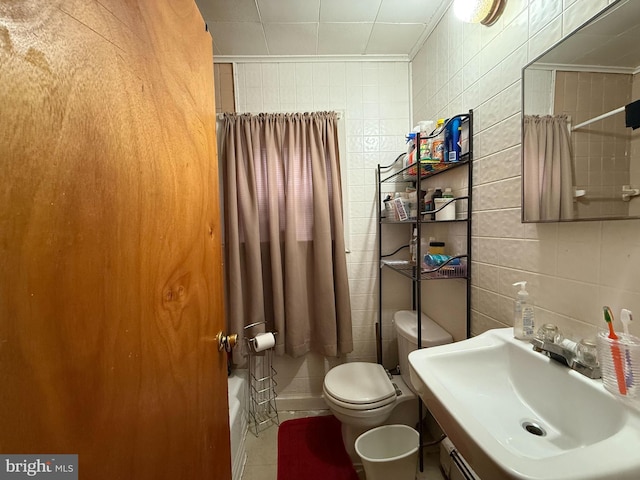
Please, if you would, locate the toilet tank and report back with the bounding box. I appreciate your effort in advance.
[394,310,453,391]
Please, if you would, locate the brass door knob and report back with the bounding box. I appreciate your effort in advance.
[216,331,238,352]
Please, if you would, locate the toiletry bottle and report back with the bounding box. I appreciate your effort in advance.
[382,194,392,219]
[404,133,417,178]
[445,116,462,162]
[423,188,434,220]
[460,118,469,156]
[393,192,408,221]
[423,240,459,269]
[428,240,445,255]
[418,120,434,162]
[420,237,429,263]
[436,187,455,221]
[431,119,446,164]
[407,189,418,220]
[424,238,439,269]
[419,189,427,218]
[431,187,443,220]
[409,228,418,265]
[513,281,535,340]
[443,188,454,207]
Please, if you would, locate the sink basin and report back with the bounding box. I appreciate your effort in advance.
[408,328,640,480]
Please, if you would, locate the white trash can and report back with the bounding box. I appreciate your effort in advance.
[355,424,419,480]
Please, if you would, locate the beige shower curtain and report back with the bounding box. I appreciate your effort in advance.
[523,115,574,221]
[221,112,352,361]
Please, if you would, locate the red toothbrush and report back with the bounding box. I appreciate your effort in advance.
[604,306,627,395]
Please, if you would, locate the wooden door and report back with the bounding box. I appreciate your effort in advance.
[0,1,231,479]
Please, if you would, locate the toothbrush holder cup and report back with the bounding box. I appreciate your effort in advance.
[596,330,640,409]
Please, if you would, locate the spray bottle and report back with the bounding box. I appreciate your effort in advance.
[513,281,535,340]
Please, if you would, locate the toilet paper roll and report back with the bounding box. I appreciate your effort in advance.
[253,332,276,352]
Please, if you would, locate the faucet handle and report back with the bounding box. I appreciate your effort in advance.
[576,339,598,368]
[536,323,559,343]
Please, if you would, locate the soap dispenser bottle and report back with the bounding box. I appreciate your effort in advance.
[513,281,535,340]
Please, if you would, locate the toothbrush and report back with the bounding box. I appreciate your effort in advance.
[604,306,627,395]
[621,309,633,336]
[621,309,634,387]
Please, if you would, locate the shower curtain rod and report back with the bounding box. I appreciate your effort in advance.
[571,106,624,130]
[216,112,342,120]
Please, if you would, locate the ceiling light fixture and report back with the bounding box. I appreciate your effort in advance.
[453,0,506,26]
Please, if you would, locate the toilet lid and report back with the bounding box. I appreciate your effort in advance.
[324,362,396,405]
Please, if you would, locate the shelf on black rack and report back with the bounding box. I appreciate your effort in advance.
[381,259,468,280]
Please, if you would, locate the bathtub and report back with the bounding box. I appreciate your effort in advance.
[228,370,247,480]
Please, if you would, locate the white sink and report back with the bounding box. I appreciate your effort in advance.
[408,327,640,480]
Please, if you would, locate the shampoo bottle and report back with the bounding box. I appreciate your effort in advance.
[445,116,462,162]
[513,281,535,340]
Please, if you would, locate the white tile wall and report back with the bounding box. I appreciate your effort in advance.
[412,0,640,343]
[233,60,411,406]
[230,0,639,409]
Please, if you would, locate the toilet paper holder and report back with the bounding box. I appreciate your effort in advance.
[244,321,278,353]
[243,321,280,436]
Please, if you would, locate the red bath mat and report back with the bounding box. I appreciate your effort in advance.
[277,415,359,480]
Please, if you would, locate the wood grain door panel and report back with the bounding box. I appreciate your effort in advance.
[0,0,230,478]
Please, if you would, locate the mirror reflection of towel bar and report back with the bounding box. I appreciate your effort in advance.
[573,188,640,202]
[622,185,640,202]
[572,106,625,130]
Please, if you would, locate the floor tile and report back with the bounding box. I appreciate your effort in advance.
[240,410,445,480]
[241,464,277,480]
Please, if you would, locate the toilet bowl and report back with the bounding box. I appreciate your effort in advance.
[323,362,397,428]
[322,310,453,461]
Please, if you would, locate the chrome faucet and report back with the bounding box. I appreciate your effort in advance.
[530,326,601,379]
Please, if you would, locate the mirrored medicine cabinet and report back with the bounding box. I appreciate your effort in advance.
[521,0,640,222]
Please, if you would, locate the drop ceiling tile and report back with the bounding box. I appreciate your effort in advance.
[197,0,449,56]
[263,23,318,55]
[376,0,439,23]
[210,22,268,55]
[320,0,382,22]
[257,0,320,22]
[197,0,260,22]
[317,23,373,55]
[366,23,426,55]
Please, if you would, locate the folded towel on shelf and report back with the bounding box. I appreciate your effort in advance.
[625,99,640,130]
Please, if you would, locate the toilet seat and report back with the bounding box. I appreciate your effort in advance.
[323,362,396,410]
[323,385,396,410]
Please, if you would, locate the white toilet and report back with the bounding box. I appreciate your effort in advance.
[322,310,453,460]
